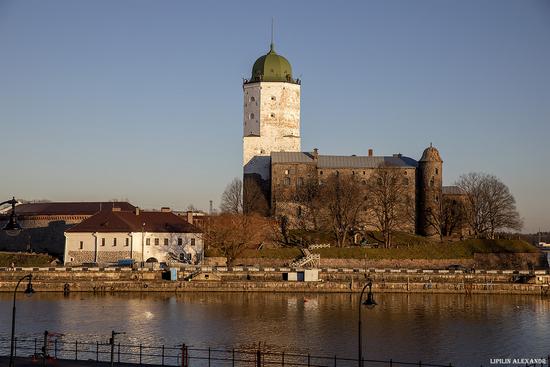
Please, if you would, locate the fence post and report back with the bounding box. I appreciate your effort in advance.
[162,345,165,366]
[308,353,311,367]
[282,351,285,367]
[334,354,336,367]
[75,340,78,360]
[232,348,235,367]
[42,331,49,367]
[257,349,261,367]
[139,344,142,366]
[208,347,211,367]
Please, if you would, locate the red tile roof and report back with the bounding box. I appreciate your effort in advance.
[66,210,201,233]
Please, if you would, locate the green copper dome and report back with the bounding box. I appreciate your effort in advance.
[250,43,293,83]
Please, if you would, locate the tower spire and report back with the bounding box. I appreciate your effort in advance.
[270,17,274,51]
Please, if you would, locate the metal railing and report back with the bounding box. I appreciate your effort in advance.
[0,335,457,367]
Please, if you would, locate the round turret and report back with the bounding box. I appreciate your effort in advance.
[417,144,443,237]
[419,145,443,162]
[250,44,293,83]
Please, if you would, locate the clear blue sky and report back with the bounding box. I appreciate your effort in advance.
[1,0,549,232]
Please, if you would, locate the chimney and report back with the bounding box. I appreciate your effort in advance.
[161,207,171,213]
[312,148,319,160]
[368,149,373,157]
[112,207,121,212]
[186,211,194,225]
[135,207,140,216]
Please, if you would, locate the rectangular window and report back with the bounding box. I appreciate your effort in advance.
[79,241,83,250]
[178,238,183,246]
[113,238,117,246]
[191,238,196,246]
[154,238,159,246]
[164,238,168,246]
[284,177,291,186]
[297,177,304,186]
[146,238,150,246]
[101,238,105,246]
[125,238,129,247]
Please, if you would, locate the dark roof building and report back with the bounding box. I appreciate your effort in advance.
[8,202,135,216]
[66,208,201,234]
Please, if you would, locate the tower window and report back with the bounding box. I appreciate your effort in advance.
[250,96,255,102]
[435,168,439,175]
[430,178,435,187]
[284,177,291,186]
[284,169,289,175]
[404,178,409,185]
[271,96,276,101]
[270,113,275,118]
[297,177,304,186]
[249,113,254,119]
[297,206,302,218]
[320,170,323,175]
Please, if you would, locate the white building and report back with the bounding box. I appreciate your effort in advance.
[64,207,203,266]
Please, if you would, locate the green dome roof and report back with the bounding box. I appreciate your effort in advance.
[250,44,293,83]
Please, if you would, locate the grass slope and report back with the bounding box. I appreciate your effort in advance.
[0,252,56,267]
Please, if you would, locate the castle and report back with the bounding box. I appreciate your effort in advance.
[242,42,460,237]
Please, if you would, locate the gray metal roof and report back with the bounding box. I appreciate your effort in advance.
[442,186,466,195]
[271,152,418,168]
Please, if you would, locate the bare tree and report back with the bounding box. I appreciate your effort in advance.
[365,165,414,248]
[456,172,522,238]
[202,213,271,266]
[425,197,467,241]
[220,178,243,214]
[319,173,366,247]
[294,177,323,230]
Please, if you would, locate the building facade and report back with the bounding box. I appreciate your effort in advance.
[242,42,466,237]
[64,207,203,266]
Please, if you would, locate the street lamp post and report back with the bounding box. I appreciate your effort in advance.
[358,279,377,367]
[10,274,35,367]
[1,197,22,237]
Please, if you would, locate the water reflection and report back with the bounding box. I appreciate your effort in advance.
[0,292,548,366]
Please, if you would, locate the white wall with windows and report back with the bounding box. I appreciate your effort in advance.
[64,231,203,266]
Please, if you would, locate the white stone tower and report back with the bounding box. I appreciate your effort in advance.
[243,42,301,214]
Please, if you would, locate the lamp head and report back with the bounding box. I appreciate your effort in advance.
[24,276,34,296]
[362,281,377,309]
[3,212,22,237]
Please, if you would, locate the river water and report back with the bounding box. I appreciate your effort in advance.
[0,292,548,366]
